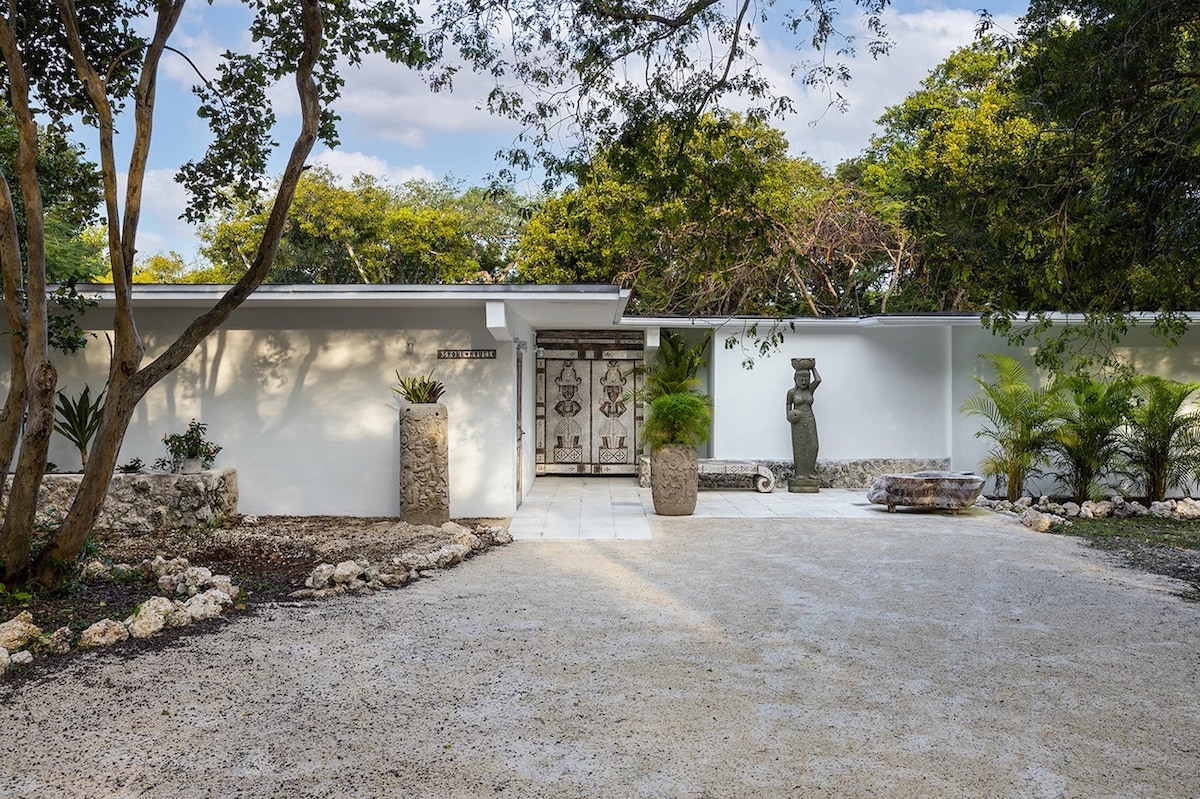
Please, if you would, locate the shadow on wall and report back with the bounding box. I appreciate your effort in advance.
[90,305,517,517]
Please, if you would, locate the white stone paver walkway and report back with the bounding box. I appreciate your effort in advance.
[509,475,883,540]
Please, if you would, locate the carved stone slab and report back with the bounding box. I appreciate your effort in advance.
[697,459,776,493]
[399,403,450,525]
[867,471,985,514]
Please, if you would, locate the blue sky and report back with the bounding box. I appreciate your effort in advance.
[101,0,1030,264]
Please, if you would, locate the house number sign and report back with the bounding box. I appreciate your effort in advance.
[438,349,497,359]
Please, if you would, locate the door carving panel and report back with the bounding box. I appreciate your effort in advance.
[535,331,643,475]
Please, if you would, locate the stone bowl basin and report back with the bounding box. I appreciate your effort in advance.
[867,471,986,514]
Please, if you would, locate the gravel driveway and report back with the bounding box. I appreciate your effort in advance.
[3,511,1198,798]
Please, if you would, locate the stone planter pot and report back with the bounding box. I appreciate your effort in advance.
[650,444,699,516]
[180,458,203,474]
[399,402,450,525]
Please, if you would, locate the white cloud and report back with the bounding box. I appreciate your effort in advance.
[322,53,521,146]
[310,149,437,185]
[749,8,1019,167]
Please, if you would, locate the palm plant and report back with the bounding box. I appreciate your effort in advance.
[1121,376,1200,502]
[1048,374,1132,503]
[642,330,709,401]
[961,354,1062,502]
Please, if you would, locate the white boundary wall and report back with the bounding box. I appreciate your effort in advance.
[16,286,1200,516]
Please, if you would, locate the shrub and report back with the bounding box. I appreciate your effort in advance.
[642,392,712,450]
[158,420,222,472]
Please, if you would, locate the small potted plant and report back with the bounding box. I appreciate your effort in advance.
[643,391,712,516]
[158,419,222,474]
[392,370,450,525]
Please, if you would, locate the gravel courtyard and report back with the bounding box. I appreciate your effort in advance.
[2,511,1198,798]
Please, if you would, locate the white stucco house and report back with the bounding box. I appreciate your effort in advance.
[26,284,1200,517]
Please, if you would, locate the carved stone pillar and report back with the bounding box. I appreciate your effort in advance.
[399,403,450,525]
[650,444,699,516]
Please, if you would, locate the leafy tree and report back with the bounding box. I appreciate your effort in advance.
[981,0,1200,366]
[961,354,1064,502]
[1121,377,1200,503]
[0,0,903,587]
[432,0,896,184]
[518,116,914,317]
[855,7,1200,369]
[0,0,427,587]
[853,42,1045,314]
[198,168,526,284]
[1048,375,1132,503]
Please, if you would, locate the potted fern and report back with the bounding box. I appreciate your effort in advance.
[643,391,712,516]
[392,370,450,525]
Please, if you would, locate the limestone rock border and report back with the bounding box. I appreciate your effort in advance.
[0,522,515,677]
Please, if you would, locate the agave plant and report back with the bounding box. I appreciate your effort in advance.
[1121,376,1200,502]
[1048,374,1132,503]
[392,370,446,403]
[961,354,1063,502]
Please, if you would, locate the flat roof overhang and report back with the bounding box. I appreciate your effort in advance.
[69,285,1200,333]
[74,283,635,332]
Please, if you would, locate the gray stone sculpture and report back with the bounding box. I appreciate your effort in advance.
[786,357,821,493]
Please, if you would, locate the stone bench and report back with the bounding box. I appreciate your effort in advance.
[867,471,984,514]
[638,456,776,493]
[698,459,776,493]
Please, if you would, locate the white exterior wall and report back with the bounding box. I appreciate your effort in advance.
[47,304,520,518]
[709,322,950,462]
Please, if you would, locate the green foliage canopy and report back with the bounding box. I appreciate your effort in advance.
[198,168,527,285]
[517,115,914,317]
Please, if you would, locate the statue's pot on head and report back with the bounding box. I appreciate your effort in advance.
[786,357,821,491]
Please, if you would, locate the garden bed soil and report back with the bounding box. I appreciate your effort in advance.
[1060,517,1200,600]
[6,515,508,673]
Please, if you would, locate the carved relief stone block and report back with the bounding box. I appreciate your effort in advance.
[650,444,699,516]
[399,403,450,525]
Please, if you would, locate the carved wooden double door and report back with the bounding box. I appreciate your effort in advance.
[535,330,644,475]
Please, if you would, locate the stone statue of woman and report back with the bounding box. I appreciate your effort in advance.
[786,358,821,493]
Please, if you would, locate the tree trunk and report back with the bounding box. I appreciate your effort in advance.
[0,361,55,582]
[0,168,30,501]
[30,377,137,585]
[0,17,55,582]
[29,0,325,587]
